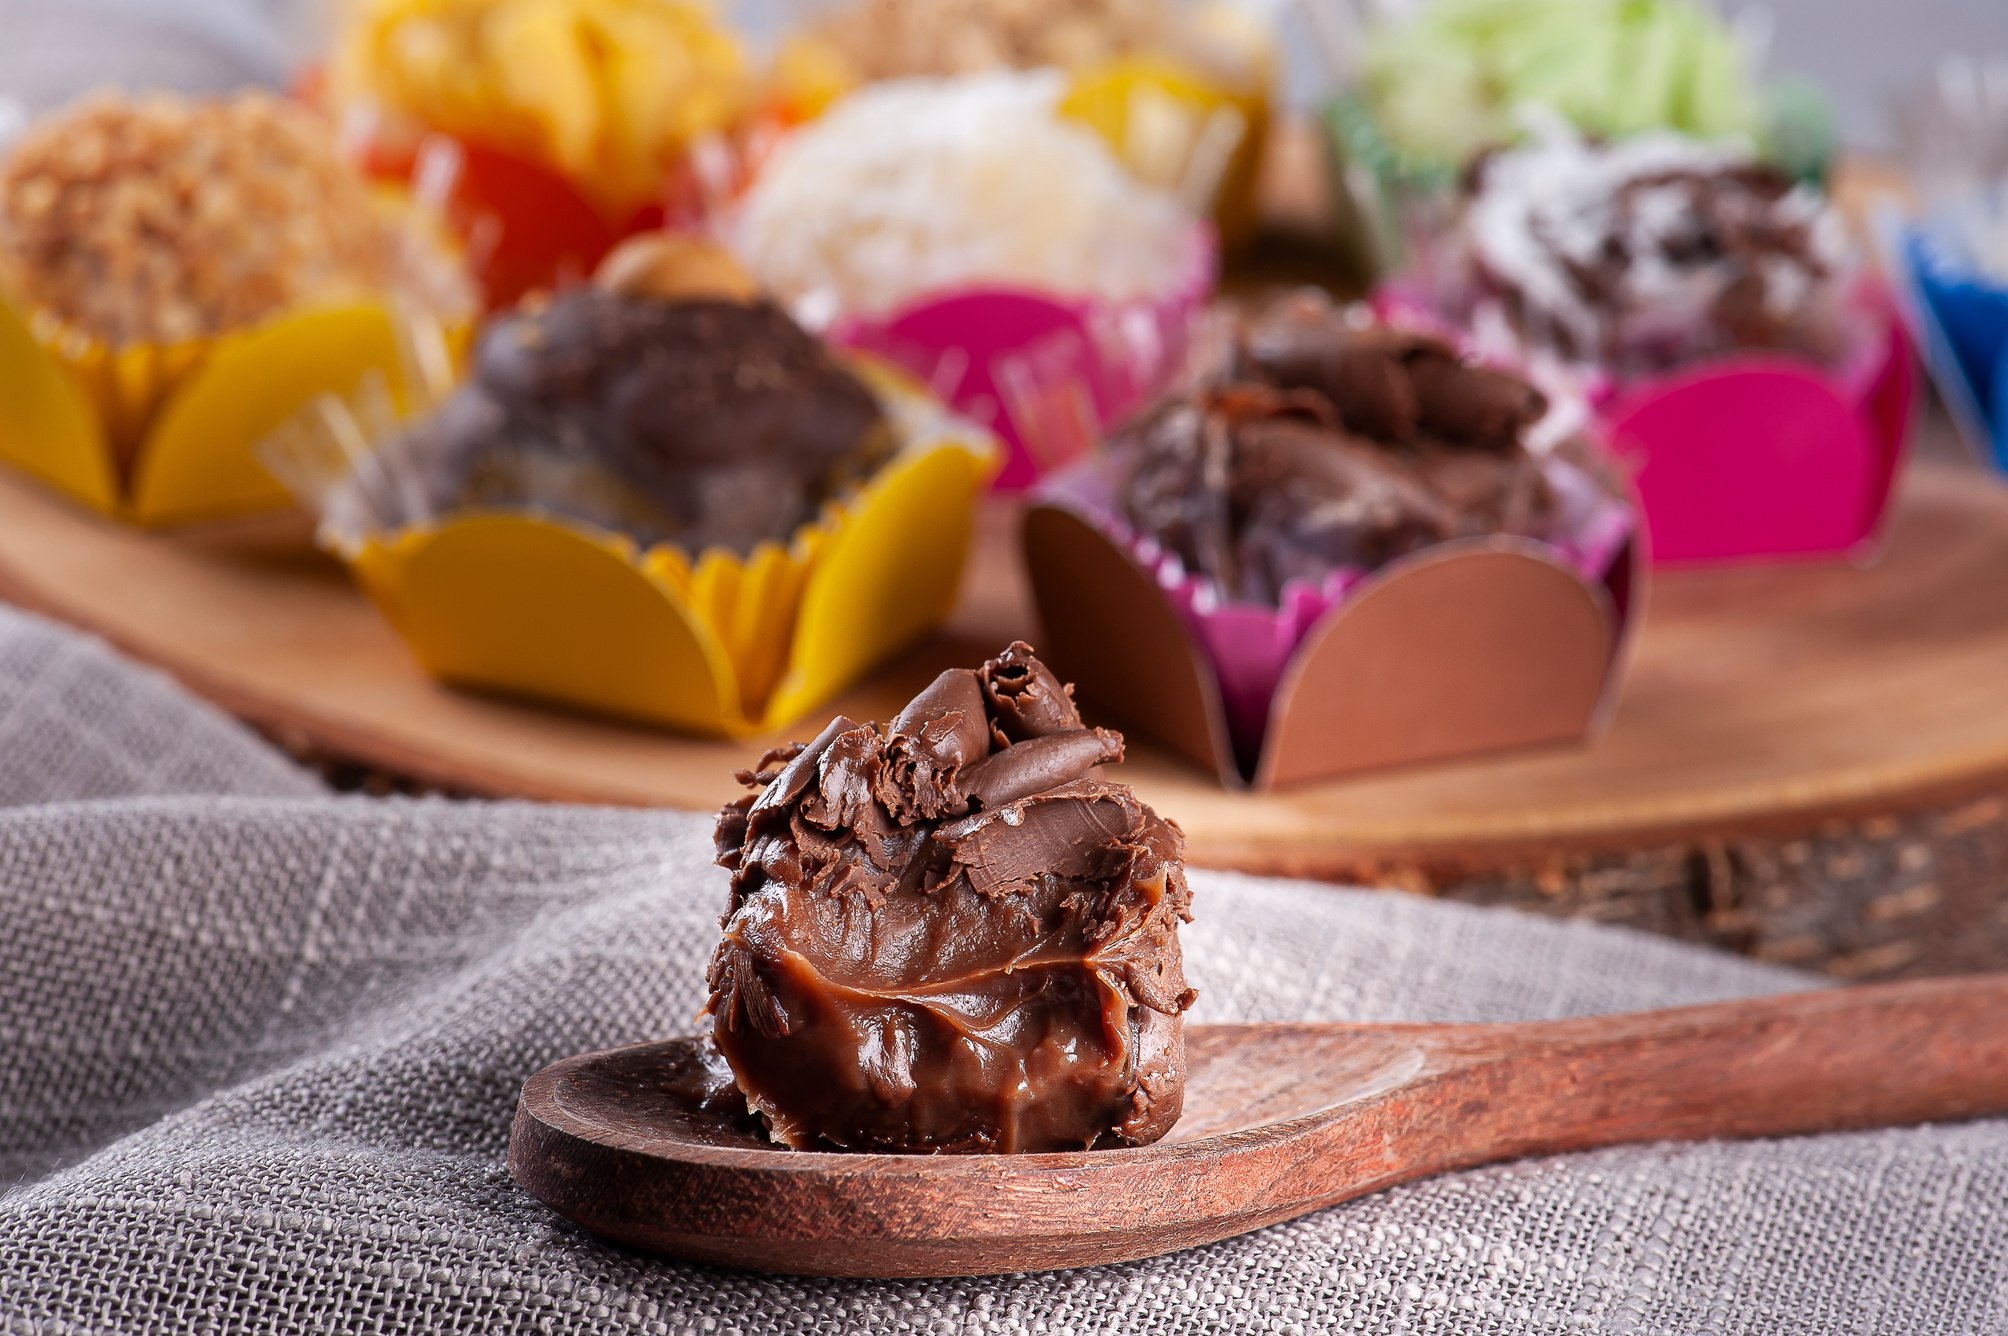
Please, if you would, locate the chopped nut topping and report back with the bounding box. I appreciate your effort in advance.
[0,91,470,347]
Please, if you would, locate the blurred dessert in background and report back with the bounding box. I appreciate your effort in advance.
[1434,125,1859,376]
[1355,0,1772,179]
[324,0,753,303]
[1111,291,1595,605]
[269,234,999,735]
[1325,0,1831,279]
[0,90,468,346]
[1026,290,1634,783]
[725,70,1213,489]
[772,0,1272,246]
[789,0,1259,86]
[0,88,472,525]
[329,0,750,216]
[1889,56,2008,464]
[728,71,1201,323]
[345,279,893,553]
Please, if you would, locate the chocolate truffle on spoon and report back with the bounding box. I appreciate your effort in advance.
[707,643,1195,1154]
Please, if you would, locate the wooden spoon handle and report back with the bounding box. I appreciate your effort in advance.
[1414,974,2008,1167]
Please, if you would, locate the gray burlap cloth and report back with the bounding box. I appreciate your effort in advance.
[0,601,2003,1334]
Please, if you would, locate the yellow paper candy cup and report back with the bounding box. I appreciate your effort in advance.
[320,363,997,737]
[0,295,450,526]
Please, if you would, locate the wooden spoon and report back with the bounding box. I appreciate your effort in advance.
[509,974,2008,1278]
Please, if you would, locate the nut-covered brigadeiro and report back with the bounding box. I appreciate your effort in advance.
[376,287,891,553]
[1114,291,1560,605]
[706,643,1195,1154]
[0,90,468,347]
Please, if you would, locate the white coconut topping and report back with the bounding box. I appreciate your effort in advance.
[1456,122,1854,370]
[729,72,1196,321]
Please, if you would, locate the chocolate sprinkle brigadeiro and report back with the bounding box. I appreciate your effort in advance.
[376,289,890,554]
[707,643,1195,1154]
[1114,291,1558,605]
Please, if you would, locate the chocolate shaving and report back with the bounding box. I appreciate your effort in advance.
[877,669,992,822]
[959,728,1124,810]
[980,642,1086,742]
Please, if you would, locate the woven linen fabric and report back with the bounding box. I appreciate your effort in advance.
[0,601,2005,1335]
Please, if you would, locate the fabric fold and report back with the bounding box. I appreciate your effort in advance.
[0,600,2002,1334]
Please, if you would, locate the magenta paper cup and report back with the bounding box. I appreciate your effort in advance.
[1596,298,1915,567]
[1034,450,1635,773]
[832,222,1217,491]
[1374,280,1917,568]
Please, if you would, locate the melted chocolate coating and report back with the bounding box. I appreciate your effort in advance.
[707,643,1195,1154]
[1116,291,1558,605]
[388,291,889,553]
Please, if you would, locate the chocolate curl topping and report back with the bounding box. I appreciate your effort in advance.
[979,641,1084,743]
[1407,358,1547,452]
[714,644,1135,895]
[1235,292,1545,453]
[960,728,1125,810]
[877,669,992,822]
[752,717,852,821]
[936,780,1158,897]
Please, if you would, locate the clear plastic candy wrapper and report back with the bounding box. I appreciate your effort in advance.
[265,243,998,737]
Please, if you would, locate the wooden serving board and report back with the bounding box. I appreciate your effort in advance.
[2,458,2008,880]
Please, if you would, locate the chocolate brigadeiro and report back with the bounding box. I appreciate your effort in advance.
[1114,291,1560,606]
[371,287,891,554]
[706,643,1196,1154]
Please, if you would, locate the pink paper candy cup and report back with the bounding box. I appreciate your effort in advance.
[1375,281,1918,568]
[1598,300,1915,567]
[833,222,1217,491]
[1037,451,1636,773]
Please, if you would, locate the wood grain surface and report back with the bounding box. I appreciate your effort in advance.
[4,461,2008,880]
[508,972,2008,1277]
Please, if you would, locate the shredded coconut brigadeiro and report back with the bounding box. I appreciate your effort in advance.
[729,71,1197,321]
[0,91,469,348]
[707,642,1195,1154]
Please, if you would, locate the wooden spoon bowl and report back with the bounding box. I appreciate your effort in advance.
[510,975,2008,1278]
